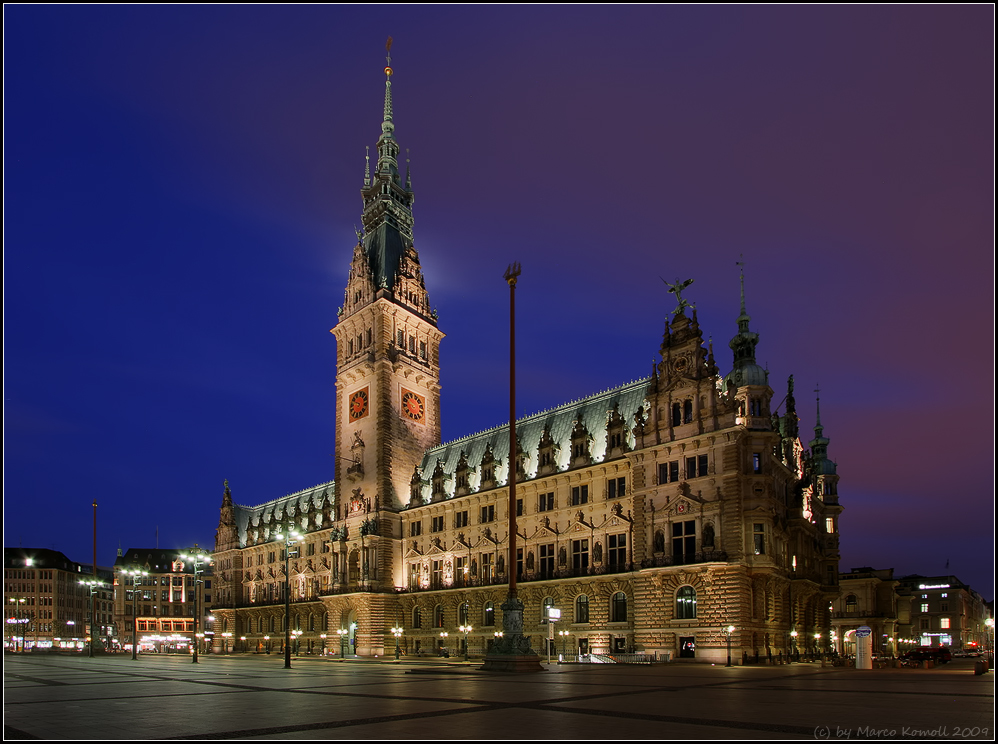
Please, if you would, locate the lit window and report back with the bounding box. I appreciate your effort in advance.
[676,586,697,619]
[921,603,929,613]
[753,524,766,555]
[940,618,950,629]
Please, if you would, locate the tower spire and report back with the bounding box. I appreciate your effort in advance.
[378,36,397,175]
[737,254,751,333]
[725,256,766,388]
[348,39,432,322]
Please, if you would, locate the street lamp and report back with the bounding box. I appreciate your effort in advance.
[458,624,473,662]
[122,568,148,660]
[337,628,348,660]
[814,632,822,661]
[790,630,799,662]
[558,629,570,659]
[725,625,735,667]
[179,546,213,664]
[274,528,303,669]
[292,629,303,655]
[79,580,105,658]
[320,633,327,656]
[985,618,994,665]
[439,631,449,658]
[221,632,232,654]
[391,626,403,662]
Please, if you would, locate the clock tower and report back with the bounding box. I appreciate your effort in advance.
[330,42,443,585]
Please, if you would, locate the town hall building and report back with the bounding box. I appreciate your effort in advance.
[210,48,843,664]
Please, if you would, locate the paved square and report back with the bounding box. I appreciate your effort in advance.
[4,654,993,740]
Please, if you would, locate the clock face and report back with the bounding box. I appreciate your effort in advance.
[400,389,425,423]
[349,388,369,421]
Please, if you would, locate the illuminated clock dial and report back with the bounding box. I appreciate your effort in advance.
[400,389,425,423]
[349,388,369,421]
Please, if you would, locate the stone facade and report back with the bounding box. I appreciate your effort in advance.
[210,50,843,664]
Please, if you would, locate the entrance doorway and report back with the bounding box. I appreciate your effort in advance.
[679,636,696,658]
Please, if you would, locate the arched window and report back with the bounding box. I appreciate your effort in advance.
[412,607,422,629]
[459,602,469,626]
[483,601,495,627]
[575,594,589,624]
[683,399,693,424]
[610,592,627,623]
[671,403,682,427]
[542,596,555,623]
[433,604,445,629]
[676,586,697,619]
[845,594,857,612]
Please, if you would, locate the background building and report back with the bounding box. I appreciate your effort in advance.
[831,567,910,657]
[4,548,113,651]
[113,548,215,654]
[211,53,843,664]
[897,574,991,653]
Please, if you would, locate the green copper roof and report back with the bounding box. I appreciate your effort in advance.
[415,377,651,503]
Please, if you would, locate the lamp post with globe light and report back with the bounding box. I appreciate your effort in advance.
[391,626,403,662]
[79,579,105,658]
[273,528,302,669]
[458,624,473,662]
[179,546,212,664]
[122,568,148,660]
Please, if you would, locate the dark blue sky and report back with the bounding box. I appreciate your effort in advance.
[5,6,993,598]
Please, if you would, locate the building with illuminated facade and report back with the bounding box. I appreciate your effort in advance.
[4,548,114,651]
[112,548,215,654]
[210,49,844,664]
[897,574,991,653]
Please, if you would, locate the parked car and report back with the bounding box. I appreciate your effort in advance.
[901,648,952,663]
[954,648,982,658]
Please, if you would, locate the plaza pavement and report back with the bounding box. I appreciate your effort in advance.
[3,652,994,740]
